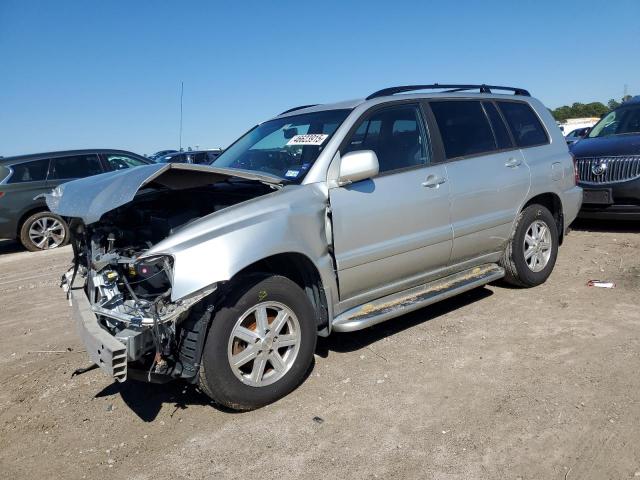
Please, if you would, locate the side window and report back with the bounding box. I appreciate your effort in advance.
[49,154,103,180]
[483,102,513,149]
[430,100,496,159]
[344,105,429,173]
[497,101,549,148]
[192,153,208,164]
[206,151,221,163]
[105,154,147,170]
[7,159,49,184]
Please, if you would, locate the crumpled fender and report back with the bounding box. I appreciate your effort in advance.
[140,183,337,310]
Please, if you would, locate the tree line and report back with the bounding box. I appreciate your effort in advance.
[551,95,635,122]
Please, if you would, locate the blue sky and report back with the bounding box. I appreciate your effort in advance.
[1,0,638,157]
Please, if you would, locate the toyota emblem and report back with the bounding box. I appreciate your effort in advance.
[592,162,607,176]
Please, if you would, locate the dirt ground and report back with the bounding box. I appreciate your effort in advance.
[0,221,639,480]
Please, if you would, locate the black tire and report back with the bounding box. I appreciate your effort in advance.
[500,204,559,287]
[199,274,317,411]
[19,211,69,252]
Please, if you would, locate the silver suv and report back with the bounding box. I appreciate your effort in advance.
[49,84,582,410]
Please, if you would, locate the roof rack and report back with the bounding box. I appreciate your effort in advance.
[279,104,319,115]
[366,84,530,100]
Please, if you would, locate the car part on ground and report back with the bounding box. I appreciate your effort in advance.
[49,84,582,410]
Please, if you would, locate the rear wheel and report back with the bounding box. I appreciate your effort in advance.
[199,274,317,411]
[19,212,69,252]
[500,204,559,287]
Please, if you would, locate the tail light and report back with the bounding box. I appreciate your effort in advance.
[570,152,579,185]
[0,192,5,199]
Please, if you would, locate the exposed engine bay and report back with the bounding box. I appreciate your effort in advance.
[63,179,275,381]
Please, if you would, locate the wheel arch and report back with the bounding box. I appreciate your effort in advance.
[16,205,54,236]
[230,252,331,334]
[521,192,564,245]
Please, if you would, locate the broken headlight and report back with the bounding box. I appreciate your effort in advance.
[126,255,174,296]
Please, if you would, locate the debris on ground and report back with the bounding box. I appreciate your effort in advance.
[587,280,616,288]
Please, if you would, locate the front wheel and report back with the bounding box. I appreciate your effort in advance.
[199,274,317,411]
[500,204,559,287]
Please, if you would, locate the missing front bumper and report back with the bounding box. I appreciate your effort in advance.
[69,287,128,382]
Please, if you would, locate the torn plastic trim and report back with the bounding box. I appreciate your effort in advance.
[45,163,285,225]
[93,284,217,327]
[63,267,216,327]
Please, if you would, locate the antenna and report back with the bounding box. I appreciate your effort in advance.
[179,81,184,150]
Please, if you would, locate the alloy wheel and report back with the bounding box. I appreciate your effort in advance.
[227,301,301,387]
[523,219,552,272]
[28,216,66,250]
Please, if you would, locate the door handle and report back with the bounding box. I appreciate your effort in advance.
[422,174,446,188]
[505,157,522,168]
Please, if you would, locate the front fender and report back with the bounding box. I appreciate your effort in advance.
[141,184,337,307]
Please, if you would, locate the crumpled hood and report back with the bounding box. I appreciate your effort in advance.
[44,163,282,224]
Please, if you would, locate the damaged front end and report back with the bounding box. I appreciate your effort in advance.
[62,231,215,383]
[52,163,281,383]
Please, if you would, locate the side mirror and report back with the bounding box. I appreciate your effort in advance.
[338,150,379,186]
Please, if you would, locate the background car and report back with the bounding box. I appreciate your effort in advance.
[155,149,222,164]
[565,127,590,145]
[148,149,178,161]
[0,149,150,251]
[571,96,640,219]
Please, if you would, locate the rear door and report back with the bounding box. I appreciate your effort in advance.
[47,153,104,185]
[428,99,530,264]
[329,103,453,305]
[0,158,51,238]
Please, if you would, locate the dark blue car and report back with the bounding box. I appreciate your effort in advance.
[571,96,640,219]
[155,149,222,165]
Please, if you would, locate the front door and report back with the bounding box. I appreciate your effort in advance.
[329,103,453,306]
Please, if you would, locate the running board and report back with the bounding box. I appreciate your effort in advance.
[332,264,505,333]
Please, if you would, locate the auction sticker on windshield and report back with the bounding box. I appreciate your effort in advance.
[286,134,328,146]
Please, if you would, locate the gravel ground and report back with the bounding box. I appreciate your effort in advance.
[0,221,639,480]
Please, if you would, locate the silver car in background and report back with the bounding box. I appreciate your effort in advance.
[48,84,582,410]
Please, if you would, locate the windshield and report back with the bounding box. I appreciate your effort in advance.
[588,104,640,138]
[211,109,351,182]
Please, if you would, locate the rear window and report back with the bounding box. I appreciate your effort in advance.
[483,102,513,149]
[206,151,221,163]
[104,154,147,170]
[190,152,208,164]
[497,101,549,147]
[430,100,496,159]
[6,159,49,184]
[49,154,103,180]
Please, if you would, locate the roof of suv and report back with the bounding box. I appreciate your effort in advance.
[276,84,533,119]
[0,149,149,166]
